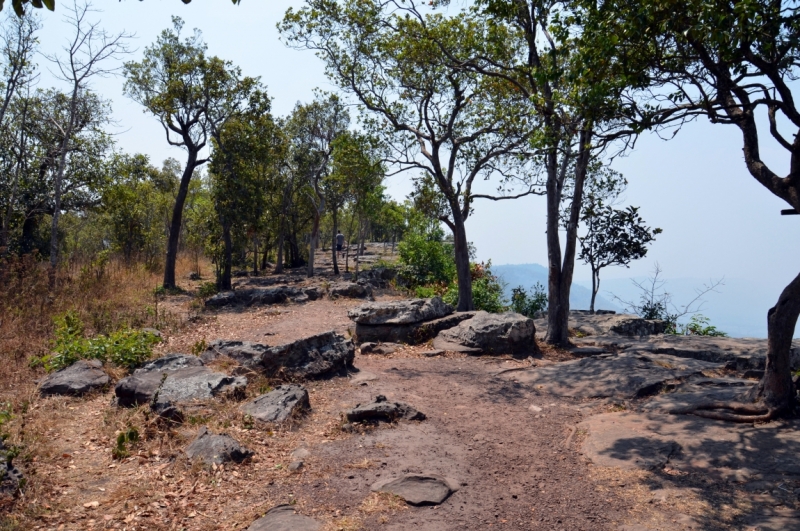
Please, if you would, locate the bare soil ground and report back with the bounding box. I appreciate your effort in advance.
[3,254,798,531]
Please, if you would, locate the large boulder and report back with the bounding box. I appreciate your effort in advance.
[202,331,354,379]
[434,311,538,355]
[247,505,321,531]
[185,427,253,465]
[115,354,247,409]
[240,384,310,424]
[348,297,453,325]
[355,311,476,345]
[328,281,373,300]
[345,395,426,423]
[39,359,109,396]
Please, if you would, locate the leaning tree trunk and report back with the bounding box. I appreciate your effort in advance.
[751,270,800,412]
[164,150,199,289]
[219,221,233,291]
[452,212,474,312]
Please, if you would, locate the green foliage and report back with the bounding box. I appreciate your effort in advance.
[680,315,727,337]
[191,339,207,357]
[0,402,12,440]
[397,217,455,287]
[511,282,547,317]
[443,262,506,313]
[112,427,139,460]
[37,311,160,372]
[197,282,218,299]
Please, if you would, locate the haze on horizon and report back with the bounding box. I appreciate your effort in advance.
[28,0,800,337]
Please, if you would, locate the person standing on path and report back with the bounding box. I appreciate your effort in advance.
[336,230,346,260]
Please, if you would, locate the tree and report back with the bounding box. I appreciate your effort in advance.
[285,93,349,278]
[44,0,130,286]
[578,0,800,419]
[124,17,255,289]
[281,0,540,310]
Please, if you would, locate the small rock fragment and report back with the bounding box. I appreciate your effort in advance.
[239,384,310,424]
[247,504,321,531]
[185,427,253,465]
[345,395,425,423]
[371,474,458,506]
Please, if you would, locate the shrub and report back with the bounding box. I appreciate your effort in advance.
[397,223,455,287]
[197,281,218,299]
[511,282,547,317]
[680,314,727,337]
[443,261,506,313]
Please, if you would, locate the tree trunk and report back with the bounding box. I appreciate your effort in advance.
[275,229,285,274]
[452,213,474,312]
[219,221,233,291]
[308,211,320,277]
[546,128,591,345]
[590,267,599,314]
[751,270,800,412]
[252,236,259,275]
[331,207,340,275]
[163,149,199,289]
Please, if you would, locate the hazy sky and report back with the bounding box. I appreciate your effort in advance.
[27,1,800,329]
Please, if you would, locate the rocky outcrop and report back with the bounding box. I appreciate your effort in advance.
[350,297,473,344]
[355,266,397,289]
[240,384,310,424]
[205,286,320,309]
[534,312,666,337]
[360,342,401,355]
[328,281,373,300]
[345,395,426,423]
[434,311,538,355]
[39,359,109,396]
[371,475,459,506]
[115,354,247,411]
[348,297,453,325]
[202,332,354,379]
[0,439,22,504]
[247,505,321,531]
[185,427,253,465]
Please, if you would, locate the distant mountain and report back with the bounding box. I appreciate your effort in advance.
[492,263,620,312]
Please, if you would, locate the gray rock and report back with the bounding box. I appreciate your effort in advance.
[239,384,310,424]
[329,281,373,300]
[534,312,664,337]
[349,370,378,386]
[288,460,304,472]
[303,286,324,301]
[115,356,246,408]
[247,505,321,531]
[371,474,458,506]
[185,427,253,465]
[0,439,22,501]
[202,332,354,380]
[434,311,538,355]
[348,297,453,325]
[421,349,445,357]
[346,395,426,423]
[360,342,400,355]
[204,291,238,308]
[39,359,109,396]
[503,352,723,399]
[355,311,476,345]
[205,286,303,309]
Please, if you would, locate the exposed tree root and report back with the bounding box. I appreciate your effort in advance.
[673,401,778,423]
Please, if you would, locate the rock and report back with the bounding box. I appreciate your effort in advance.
[202,332,354,380]
[205,286,303,308]
[291,448,311,460]
[247,505,321,531]
[0,439,22,503]
[239,384,310,424]
[349,370,378,386]
[360,342,400,355]
[345,395,426,423]
[204,290,238,308]
[303,286,324,301]
[371,474,458,506]
[39,359,109,396]
[115,355,246,409]
[187,272,201,280]
[328,281,373,300]
[434,311,538,355]
[185,427,253,465]
[288,460,304,472]
[140,328,162,339]
[348,297,453,325]
[355,311,476,345]
[421,349,444,357]
[534,312,664,337]
[502,352,723,399]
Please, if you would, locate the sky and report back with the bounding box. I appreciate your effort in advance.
[25,0,800,336]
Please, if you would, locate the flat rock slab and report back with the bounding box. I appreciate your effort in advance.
[329,281,373,300]
[202,331,355,379]
[355,311,476,345]
[360,342,401,355]
[641,377,755,414]
[205,286,320,308]
[39,359,109,396]
[348,297,453,325]
[346,395,426,423]
[349,370,379,386]
[239,384,310,423]
[247,504,321,531]
[534,313,666,337]
[185,427,253,465]
[434,311,538,355]
[115,354,246,408]
[502,352,723,399]
[575,335,800,371]
[371,474,458,506]
[580,411,800,480]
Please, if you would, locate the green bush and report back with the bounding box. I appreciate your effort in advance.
[197,281,218,299]
[397,223,455,287]
[37,312,161,372]
[443,262,507,313]
[511,282,547,317]
[680,314,727,337]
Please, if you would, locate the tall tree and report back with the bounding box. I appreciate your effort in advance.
[281,0,540,310]
[578,0,800,419]
[44,0,130,286]
[124,16,255,289]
